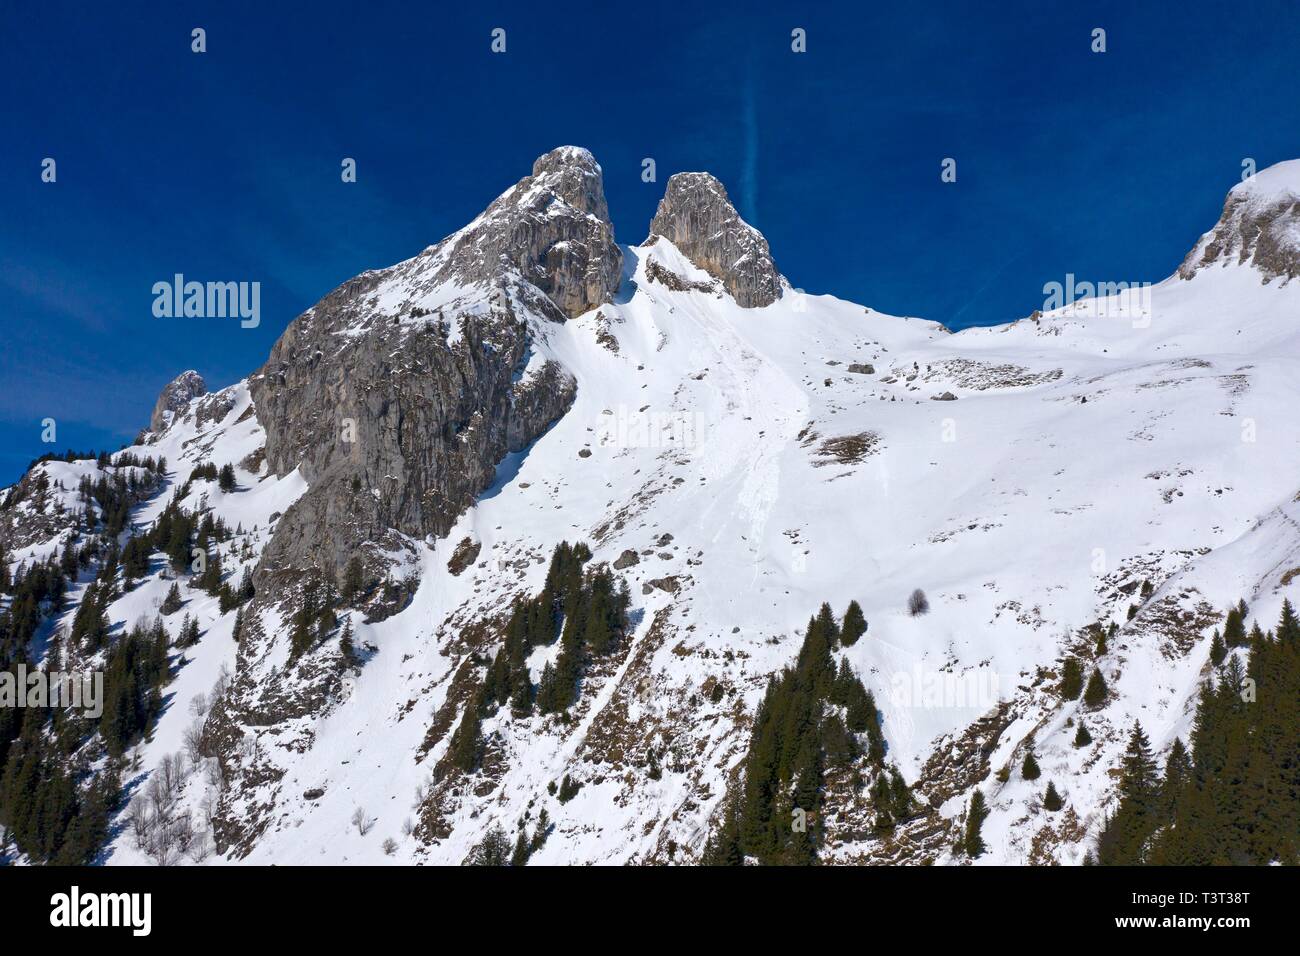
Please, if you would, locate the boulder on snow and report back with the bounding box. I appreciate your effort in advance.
[446,536,481,576]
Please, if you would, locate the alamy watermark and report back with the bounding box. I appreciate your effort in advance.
[597,406,700,449]
[889,664,1000,711]
[152,274,260,328]
[1043,273,1151,328]
[50,886,151,936]
[1,664,103,719]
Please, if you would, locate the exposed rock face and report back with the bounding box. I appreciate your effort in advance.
[1179,161,1300,283]
[149,370,207,432]
[426,145,622,320]
[252,308,575,587]
[247,148,620,587]
[647,172,783,308]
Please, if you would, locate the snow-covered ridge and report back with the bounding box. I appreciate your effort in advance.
[1230,157,1300,200]
[1180,159,1300,284]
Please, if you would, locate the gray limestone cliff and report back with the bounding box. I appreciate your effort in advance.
[247,147,620,591]
[647,172,783,308]
[426,145,623,319]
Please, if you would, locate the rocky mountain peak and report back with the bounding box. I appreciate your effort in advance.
[426,145,622,320]
[528,145,611,221]
[149,369,206,432]
[1178,159,1300,283]
[647,171,783,308]
[246,150,608,591]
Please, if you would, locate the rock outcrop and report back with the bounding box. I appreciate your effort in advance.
[647,172,783,308]
[247,148,620,587]
[251,302,576,590]
[1179,159,1300,283]
[149,370,207,432]
[426,145,622,320]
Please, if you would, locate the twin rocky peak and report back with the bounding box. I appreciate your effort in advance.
[144,149,1300,608]
[488,146,1300,308]
[211,149,784,594]
[434,145,785,316]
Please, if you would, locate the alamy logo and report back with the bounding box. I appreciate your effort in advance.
[0,665,102,718]
[597,406,700,449]
[152,274,260,328]
[889,664,1000,711]
[1042,273,1152,327]
[49,886,151,936]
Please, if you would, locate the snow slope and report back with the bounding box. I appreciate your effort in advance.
[241,236,1300,864]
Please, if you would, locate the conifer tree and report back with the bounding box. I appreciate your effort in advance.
[964,790,989,858]
[160,581,183,616]
[815,601,840,645]
[340,556,365,604]
[509,665,533,717]
[1119,721,1158,804]
[1096,721,1163,865]
[237,566,255,603]
[1247,620,1267,655]
[700,796,744,865]
[841,600,867,646]
[1221,604,1245,647]
[821,712,854,768]
[510,828,530,866]
[888,766,912,819]
[448,696,483,774]
[1073,722,1092,747]
[178,613,199,647]
[1161,737,1191,813]
[1022,751,1041,780]
[556,775,581,803]
[535,661,560,714]
[1083,667,1108,708]
[1278,598,1300,645]
[1043,781,1063,811]
[339,615,354,662]
[1060,657,1083,699]
[583,569,617,655]
[1208,628,1227,666]
[529,808,551,855]
[196,549,223,595]
[465,826,510,865]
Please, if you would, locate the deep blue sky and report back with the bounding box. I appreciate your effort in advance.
[3,0,1298,484]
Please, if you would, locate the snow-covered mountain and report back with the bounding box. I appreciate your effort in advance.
[4,148,1299,865]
